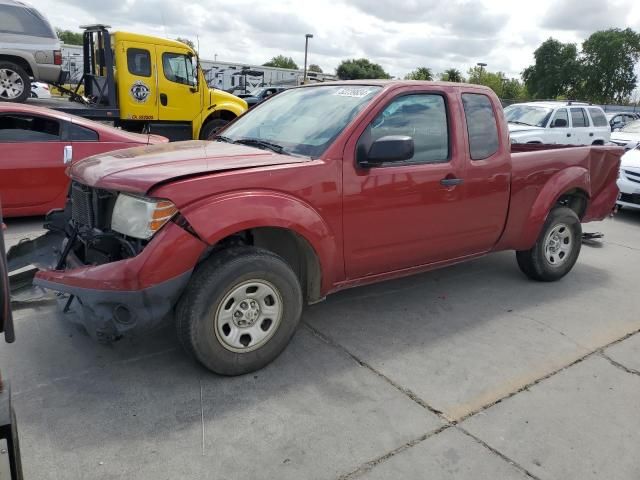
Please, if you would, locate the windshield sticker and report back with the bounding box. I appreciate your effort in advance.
[334,87,376,98]
[130,80,150,103]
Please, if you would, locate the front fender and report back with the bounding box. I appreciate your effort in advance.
[517,166,590,249]
[180,190,340,293]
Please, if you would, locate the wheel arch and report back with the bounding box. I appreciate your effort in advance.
[0,52,36,77]
[516,166,590,249]
[180,191,340,302]
[203,227,324,304]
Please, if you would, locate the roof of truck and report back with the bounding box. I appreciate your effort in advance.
[112,31,196,51]
[298,80,495,92]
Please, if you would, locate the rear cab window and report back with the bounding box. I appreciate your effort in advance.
[462,93,499,160]
[0,114,61,142]
[587,108,608,128]
[127,48,151,77]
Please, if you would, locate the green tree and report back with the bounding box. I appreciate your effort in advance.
[176,37,196,51]
[467,66,505,93]
[263,55,299,69]
[502,78,528,100]
[336,58,391,80]
[580,28,640,104]
[308,64,323,73]
[439,68,464,82]
[404,67,433,80]
[56,28,83,45]
[521,38,580,99]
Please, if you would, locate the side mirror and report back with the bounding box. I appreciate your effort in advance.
[552,118,567,128]
[360,136,414,167]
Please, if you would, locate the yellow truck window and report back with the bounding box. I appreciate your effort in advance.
[162,52,195,86]
[127,48,151,77]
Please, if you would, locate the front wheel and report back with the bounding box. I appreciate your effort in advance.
[199,118,231,140]
[176,247,303,375]
[516,207,582,282]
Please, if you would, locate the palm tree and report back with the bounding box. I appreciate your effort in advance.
[405,67,433,81]
[441,68,464,83]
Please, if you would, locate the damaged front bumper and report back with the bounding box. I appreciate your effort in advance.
[8,213,207,342]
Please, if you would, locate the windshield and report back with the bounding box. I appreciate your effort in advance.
[621,120,640,133]
[504,105,553,127]
[221,85,382,158]
[249,88,267,96]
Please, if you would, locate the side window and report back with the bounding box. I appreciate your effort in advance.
[70,123,99,141]
[127,48,151,77]
[0,114,60,142]
[461,93,499,160]
[162,52,195,86]
[588,108,608,127]
[570,108,588,127]
[362,94,449,165]
[551,109,569,127]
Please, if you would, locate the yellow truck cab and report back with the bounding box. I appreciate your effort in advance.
[41,25,247,141]
[114,32,247,140]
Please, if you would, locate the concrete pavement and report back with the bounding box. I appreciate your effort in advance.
[2,210,639,479]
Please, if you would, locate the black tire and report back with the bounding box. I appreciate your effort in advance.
[199,118,231,140]
[516,207,582,282]
[176,247,303,375]
[0,62,31,103]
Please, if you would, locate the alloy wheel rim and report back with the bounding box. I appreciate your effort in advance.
[544,223,573,266]
[0,69,25,100]
[214,279,283,353]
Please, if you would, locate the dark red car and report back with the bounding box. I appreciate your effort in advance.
[0,104,167,218]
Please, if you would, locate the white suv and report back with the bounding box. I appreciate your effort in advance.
[505,101,610,146]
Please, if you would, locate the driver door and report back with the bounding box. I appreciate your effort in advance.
[157,49,201,122]
[548,108,572,144]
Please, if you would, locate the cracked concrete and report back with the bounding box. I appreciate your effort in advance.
[2,210,640,479]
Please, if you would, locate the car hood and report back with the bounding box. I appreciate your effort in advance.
[611,131,640,143]
[70,140,307,194]
[508,124,544,134]
[620,147,640,169]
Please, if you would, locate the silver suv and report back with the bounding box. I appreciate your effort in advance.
[0,0,63,102]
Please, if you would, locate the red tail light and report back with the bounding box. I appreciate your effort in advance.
[54,50,62,65]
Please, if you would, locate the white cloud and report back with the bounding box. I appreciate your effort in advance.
[28,0,640,78]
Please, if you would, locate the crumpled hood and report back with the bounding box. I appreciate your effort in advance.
[508,123,544,134]
[70,140,307,194]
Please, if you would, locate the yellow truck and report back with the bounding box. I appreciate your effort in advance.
[37,25,247,140]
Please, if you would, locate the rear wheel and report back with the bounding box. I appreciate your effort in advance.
[0,62,30,103]
[516,207,582,282]
[199,118,231,140]
[176,247,303,375]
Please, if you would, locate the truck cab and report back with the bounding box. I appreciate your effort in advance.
[37,25,247,141]
[112,31,246,140]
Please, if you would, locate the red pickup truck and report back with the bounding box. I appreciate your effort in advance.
[9,81,621,375]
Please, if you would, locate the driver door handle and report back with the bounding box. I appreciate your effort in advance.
[440,177,464,187]
[160,93,168,106]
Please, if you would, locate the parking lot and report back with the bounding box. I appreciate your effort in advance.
[2,210,640,480]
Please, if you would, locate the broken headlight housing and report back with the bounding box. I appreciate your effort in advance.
[111,194,177,240]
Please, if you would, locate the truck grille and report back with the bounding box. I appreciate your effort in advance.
[619,193,640,205]
[623,170,640,184]
[70,181,116,229]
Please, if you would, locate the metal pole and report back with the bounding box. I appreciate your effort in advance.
[303,33,313,84]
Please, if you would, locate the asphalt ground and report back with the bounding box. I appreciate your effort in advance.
[2,210,639,479]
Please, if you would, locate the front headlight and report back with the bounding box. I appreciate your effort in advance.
[111,194,178,240]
